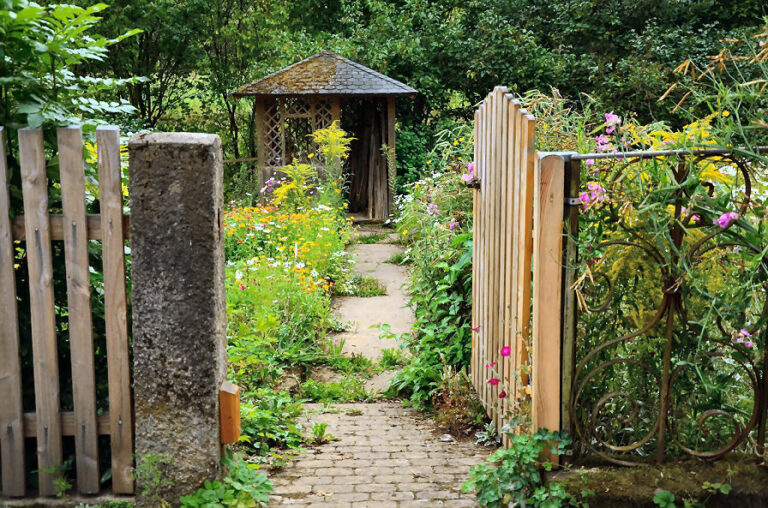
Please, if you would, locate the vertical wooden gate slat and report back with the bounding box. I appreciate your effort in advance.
[506,99,521,407]
[532,154,565,443]
[471,110,480,392]
[489,89,500,412]
[516,115,536,391]
[0,127,26,497]
[96,126,134,494]
[19,128,63,497]
[58,127,100,494]
[481,96,491,409]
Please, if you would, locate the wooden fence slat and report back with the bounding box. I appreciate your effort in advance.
[97,126,134,494]
[472,110,480,392]
[19,127,63,497]
[517,115,536,392]
[0,127,26,497]
[11,214,130,242]
[58,127,100,494]
[23,412,111,437]
[531,154,565,444]
[481,95,492,412]
[489,88,501,414]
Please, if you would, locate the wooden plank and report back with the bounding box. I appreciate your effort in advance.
[97,126,134,494]
[471,110,479,391]
[386,96,396,216]
[11,214,130,241]
[23,412,111,437]
[532,153,565,461]
[481,96,492,416]
[19,127,62,497]
[219,382,241,444]
[492,87,506,414]
[560,156,581,436]
[254,98,266,190]
[504,99,519,409]
[0,127,26,497]
[517,115,536,393]
[58,127,100,494]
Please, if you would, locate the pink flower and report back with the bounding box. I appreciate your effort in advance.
[488,378,500,386]
[596,143,612,152]
[605,111,620,133]
[744,341,754,348]
[427,203,440,215]
[595,135,610,144]
[713,211,738,228]
[741,328,751,337]
[691,214,701,223]
[500,346,512,357]
[462,162,476,182]
[485,362,497,368]
[449,219,459,230]
[586,159,595,166]
[471,325,481,332]
[239,284,246,290]
[498,391,507,399]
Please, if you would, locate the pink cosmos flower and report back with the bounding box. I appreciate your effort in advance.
[488,378,500,386]
[713,211,738,228]
[500,346,512,357]
[498,391,507,398]
[485,362,497,368]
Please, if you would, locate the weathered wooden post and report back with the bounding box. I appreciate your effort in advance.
[129,133,226,506]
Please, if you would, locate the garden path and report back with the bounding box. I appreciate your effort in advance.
[267,229,491,507]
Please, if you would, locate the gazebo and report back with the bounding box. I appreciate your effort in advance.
[232,51,417,220]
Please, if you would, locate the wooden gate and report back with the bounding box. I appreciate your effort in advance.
[471,87,567,440]
[0,126,133,497]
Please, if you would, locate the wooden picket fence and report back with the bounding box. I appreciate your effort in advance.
[471,87,567,442]
[0,126,133,497]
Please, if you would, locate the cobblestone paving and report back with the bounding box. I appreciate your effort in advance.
[268,403,491,507]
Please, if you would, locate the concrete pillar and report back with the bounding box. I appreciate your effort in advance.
[128,133,226,506]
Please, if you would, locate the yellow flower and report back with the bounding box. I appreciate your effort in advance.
[402,230,408,235]
[308,153,315,158]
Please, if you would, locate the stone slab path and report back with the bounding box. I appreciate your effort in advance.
[268,231,491,506]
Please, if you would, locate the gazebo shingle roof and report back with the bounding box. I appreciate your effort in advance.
[231,51,417,98]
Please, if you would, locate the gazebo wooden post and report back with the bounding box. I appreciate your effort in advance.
[254,98,266,192]
[331,97,341,124]
[386,96,396,215]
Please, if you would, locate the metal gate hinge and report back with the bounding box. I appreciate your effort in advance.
[565,197,581,206]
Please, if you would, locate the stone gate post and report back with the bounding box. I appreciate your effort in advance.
[128,133,226,505]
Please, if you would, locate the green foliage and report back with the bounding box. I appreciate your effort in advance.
[179,451,272,507]
[462,428,581,507]
[134,454,175,506]
[379,347,408,369]
[239,390,304,455]
[385,123,475,407]
[333,274,387,297]
[299,376,374,403]
[309,421,335,445]
[654,490,677,508]
[0,0,140,128]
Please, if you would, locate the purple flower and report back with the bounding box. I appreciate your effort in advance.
[744,341,754,348]
[461,173,473,183]
[449,218,459,230]
[597,143,612,152]
[741,328,751,337]
[605,111,620,133]
[691,214,701,223]
[427,203,440,215]
[713,211,738,228]
[468,162,475,173]
[586,159,595,166]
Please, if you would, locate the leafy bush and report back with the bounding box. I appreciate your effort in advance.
[239,390,304,455]
[180,451,272,507]
[462,427,582,507]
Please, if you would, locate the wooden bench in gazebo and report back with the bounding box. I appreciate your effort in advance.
[232,51,417,220]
